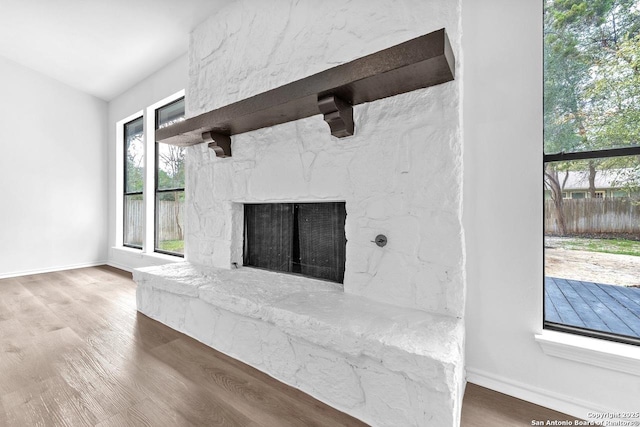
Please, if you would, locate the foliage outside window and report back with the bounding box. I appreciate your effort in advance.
[124,117,144,248]
[544,0,640,344]
[155,98,186,256]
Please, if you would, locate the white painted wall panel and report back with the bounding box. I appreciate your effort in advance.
[463,0,640,418]
[0,56,107,277]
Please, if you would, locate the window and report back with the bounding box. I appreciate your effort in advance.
[123,117,144,248]
[544,1,640,345]
[243,202,347,283]
[117,90,185,257]
[155,98,186,256]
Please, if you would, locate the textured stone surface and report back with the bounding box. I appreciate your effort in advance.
[185,0,464,319]
[151,1,467,425]
[135,263,464,426]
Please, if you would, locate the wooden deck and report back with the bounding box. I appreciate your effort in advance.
[545,277,640,338]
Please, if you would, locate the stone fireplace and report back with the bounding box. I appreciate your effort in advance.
[134,1,465,426]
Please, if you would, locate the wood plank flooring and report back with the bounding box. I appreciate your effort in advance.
[461,383,575,427]
[0,266,580,426]
[0,266,366,427]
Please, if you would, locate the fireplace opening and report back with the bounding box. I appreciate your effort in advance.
[243,202,346,283]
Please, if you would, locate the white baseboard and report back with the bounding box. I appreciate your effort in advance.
[466,367,613,421]
[105,260,134,273]
[0,261,108,280]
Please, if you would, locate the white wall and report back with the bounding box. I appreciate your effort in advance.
[0,56,108,278]
[107,54,188,271]
[463,0,640,417]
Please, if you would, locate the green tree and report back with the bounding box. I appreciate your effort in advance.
[544,0,640,234]
[546,0,640,154]
[126,135,144,193]
[157,145,185,241]
[544,1,593,233]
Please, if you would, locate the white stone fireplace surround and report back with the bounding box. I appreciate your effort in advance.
[135,1,465,426]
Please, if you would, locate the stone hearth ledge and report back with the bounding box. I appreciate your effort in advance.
[134,262,464,426]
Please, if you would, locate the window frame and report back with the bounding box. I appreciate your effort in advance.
[122,116,144,250]
[543,145,640,346]
[154,97,186,257]
[115,90,185,258]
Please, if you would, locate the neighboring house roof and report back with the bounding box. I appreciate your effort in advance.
[560,168,638,191]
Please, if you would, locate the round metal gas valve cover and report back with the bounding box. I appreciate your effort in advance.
[373,234,387,247]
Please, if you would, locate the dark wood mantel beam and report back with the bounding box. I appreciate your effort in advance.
[156,28,455,155]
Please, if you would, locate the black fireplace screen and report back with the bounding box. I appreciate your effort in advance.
[243,202,346,283]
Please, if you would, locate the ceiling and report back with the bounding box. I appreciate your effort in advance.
[0,0,232,101]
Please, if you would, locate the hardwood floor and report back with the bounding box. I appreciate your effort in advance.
[0,266,576,426]
[0,266,365,426]
[461,383,575,427]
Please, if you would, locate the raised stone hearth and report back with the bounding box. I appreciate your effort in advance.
[135,262,463,427]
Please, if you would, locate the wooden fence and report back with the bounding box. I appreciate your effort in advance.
[544,198,640,235]
[124,199,184,245]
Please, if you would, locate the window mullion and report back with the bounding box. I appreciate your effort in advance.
[154,96,186,256]
[143,112,156,253]
[544,146,640,163]
[122,115,144,249]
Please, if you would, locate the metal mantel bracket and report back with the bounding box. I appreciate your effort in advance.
[202,131,232,157]
[318,95,354,138]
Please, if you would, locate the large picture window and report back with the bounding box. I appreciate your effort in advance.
[155,98,185,256]
[123,117,144,248]
[543,1,640,345]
